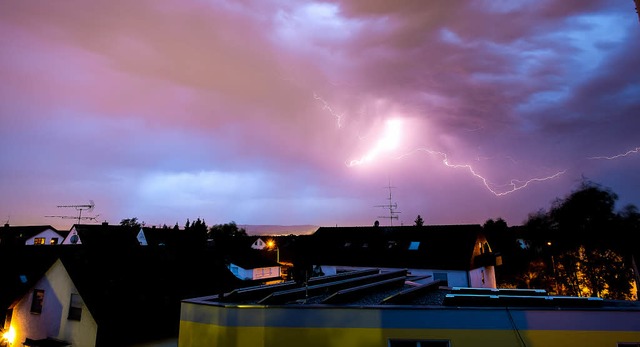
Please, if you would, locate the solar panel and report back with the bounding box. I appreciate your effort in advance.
[321,276,406,304]
[258,269,407,305]
[381,279,447,305]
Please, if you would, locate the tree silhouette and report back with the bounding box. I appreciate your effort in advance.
[414,215,424,227]
[208,221,247,242]
[522,182,637,299]
[120,217,141,228]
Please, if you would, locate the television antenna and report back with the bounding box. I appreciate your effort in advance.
[375,181,401,226]
[46,200,99,225]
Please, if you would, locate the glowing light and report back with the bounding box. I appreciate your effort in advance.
[313,92,343,128]
[396,148,566,196]
[348,119,403,167]
[3,326,16,345]
[588,146,640,160]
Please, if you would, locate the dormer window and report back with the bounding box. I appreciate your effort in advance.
[50,238,59,245]
[408,241,420,251]
[33,238,45,245]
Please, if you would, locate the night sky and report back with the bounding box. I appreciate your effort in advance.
[1,1,639,229]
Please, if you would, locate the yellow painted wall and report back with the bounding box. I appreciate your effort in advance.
[180,321,640,347]
[179,302,640,347]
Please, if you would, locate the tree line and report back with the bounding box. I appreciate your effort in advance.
[484,181,639,300]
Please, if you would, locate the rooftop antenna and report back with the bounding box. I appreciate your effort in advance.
[46,200,99,225]
[375,180,401,226]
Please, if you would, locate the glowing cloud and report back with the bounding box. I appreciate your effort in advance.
[348,118,403,167]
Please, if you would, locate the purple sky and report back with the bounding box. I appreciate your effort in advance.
[1,1,639,230]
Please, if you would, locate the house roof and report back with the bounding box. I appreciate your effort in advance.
[66,223,142,246]
[227,249,281,270]
[141,226,207,248]
[0,246,60,313]
[305,225,485,271]
[1,242,244,345]
[0,225,66,245]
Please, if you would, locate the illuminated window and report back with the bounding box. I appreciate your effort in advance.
[30,289,44,314]
[68,294,82,321]
[389,339,450,347]
[33,238,45,245]
[408,241,420,250]
[50,238,59,245]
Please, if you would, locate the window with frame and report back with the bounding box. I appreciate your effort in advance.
[33,238,45,245]
[30,289,44,314]
[68,294,82,321]
[50,237,59,245]
[389,339,450,347]
[408,241,420,250]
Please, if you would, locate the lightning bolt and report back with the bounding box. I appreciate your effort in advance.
[396,148,566,196]
[587,146,640,160]
[314,92,343,128]
[347,119,402,167]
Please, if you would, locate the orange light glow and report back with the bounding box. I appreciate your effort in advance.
[3,326,16,345]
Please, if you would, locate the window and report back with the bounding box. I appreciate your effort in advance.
[33,238,45,245]
[389,339,450,347]
[68,294,82,321]
[433,273,448,282]
[50,238,59,245]
[30,289,44,314]
[408,241,420,250]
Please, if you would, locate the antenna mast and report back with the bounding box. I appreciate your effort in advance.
[46,200,99,225]
[375,181,401,226]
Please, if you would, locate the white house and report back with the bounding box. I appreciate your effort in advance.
[307,225,502,288]
[4,259,97,347]
[250,238,267,250]
[0,225,66,246]
[61,223,142,247]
